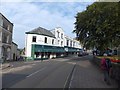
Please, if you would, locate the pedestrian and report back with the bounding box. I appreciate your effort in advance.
[101,54,112,85]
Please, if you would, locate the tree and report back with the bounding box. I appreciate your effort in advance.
[73,2,120,52]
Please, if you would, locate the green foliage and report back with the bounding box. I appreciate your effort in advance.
[74,2,120,51]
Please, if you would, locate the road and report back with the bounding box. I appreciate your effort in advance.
[2,55,118,88]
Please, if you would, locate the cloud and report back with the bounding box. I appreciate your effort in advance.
[1,0,96,2]
[1,2,93,48]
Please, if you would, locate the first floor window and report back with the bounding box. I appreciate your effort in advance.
[58,40,60,45]
[52,39,54,45]
[67,40,69,46]
[32,36,36,42]
[73,42,75,47]
[45,37,47,43]
[70,41,72,47]
[61,41,63,46]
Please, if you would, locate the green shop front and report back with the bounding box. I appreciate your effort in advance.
[31,44,65,60]
[64,46,80,56]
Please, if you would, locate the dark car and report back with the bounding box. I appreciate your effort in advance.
[78,50,84,56]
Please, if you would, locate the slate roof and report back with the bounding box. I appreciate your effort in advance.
[26,27,55,38]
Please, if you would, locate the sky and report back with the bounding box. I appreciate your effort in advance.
[0,0,94,49]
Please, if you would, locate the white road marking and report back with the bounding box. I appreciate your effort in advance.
[64,63,76,89]
[69,65,76,88]
[26,67,47,78]
[64,71,70,88]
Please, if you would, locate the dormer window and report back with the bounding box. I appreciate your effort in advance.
[57,31,60,38]
[61,33,63,39]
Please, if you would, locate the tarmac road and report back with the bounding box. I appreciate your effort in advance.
[2,55,118,88]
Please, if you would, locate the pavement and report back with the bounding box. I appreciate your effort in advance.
[1,55,77,70]
[1,59,49,70]
[1,63,11,69]
[70,56,118,88]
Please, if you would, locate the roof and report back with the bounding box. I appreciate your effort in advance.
[26,27,55,38]
[12,42,18,46]
[0,13,13,26]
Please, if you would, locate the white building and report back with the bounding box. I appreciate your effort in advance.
[25,27,56,60]
[64,35,82,55]
[25,27,82,60]
[0,13,13,62]
[51,27,65,47]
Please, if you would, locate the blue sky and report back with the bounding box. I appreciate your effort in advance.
[1,1,94,48]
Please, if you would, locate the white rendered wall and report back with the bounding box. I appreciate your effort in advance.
[53,27,65,47]
[25,34,32,57]
[64,35,73,47]
[25,34,55,57]
[65,35,82,49]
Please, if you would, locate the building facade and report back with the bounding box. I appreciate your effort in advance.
[25,27,56,60]
[17,49,21,60]
[11,42,18,61]
[64,35,81,56]
[0,13,13,62]
[25,27,82,60]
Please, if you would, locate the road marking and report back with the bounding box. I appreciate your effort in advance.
[63,63,76,89]
[26,67,47,78]
[64,71,70,89]
[69,64,76,88]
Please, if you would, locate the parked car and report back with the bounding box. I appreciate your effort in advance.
[78,50,84,56]
[78,50,88,56]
